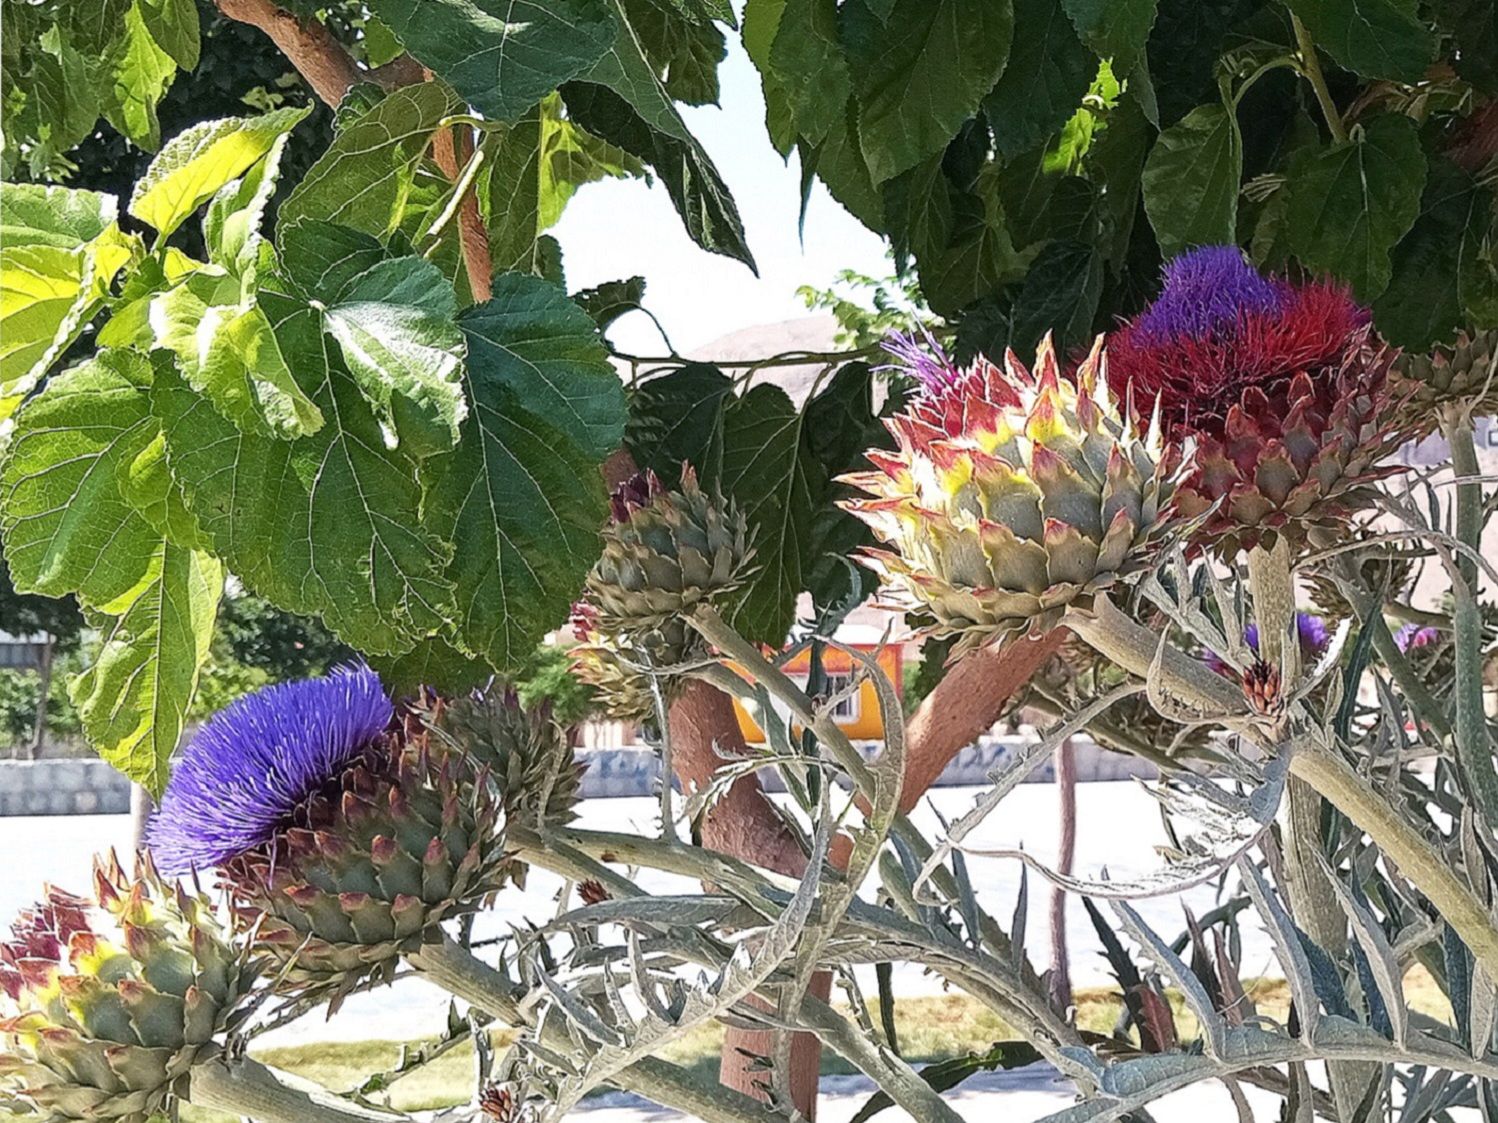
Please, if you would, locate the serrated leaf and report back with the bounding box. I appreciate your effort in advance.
[1141,101,1242,259]
[1373,158,1497,347]
[1284,0,1436,83]
[767,0,850,145]
[202,130,295,274]
[129,107,309,237]
[624,362,734,480]
[573,276,647,331]
[984,0,1093,159]
[563,0,754,269]
[148,269,324,439]
[99,1,178,151]
[137,0,199,70]
[1,183,117,249]
[1062,0,1157,70]
[1008,238,1104,355]
[70,542,221,796]
[460,278,624,458]
[369,0,618,122]
[153,292,453,654]
[843,0,1014,184]
[1286,113,1426,301]
[423,273,614,672]
[320,255,469,455]
[371,633,493,695]
[627,0,727,106]
[281,82,458,240]
[0,350,162,611]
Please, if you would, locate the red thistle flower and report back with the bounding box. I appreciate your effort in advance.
[1106,246,1408,555]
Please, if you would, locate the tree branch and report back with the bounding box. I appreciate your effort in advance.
[429,123,493,303]
[214,0,365,107]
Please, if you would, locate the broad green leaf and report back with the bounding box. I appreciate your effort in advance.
[369,0,618,121]
[70,542,221,796]
[742,0,788,66]
[627,0,727,106]
[423,273,612,671]
[767,0,850,145]
[130,106,309,238]
[153,292,452,654]
[1286,114,1426,302]
[8,30,101,178]
[460,277,624,458]
[1374,159,1498,349]
[99,1,177,150]
[1007,238,1104,355]
[0,226,136,419]
[148,270,324,439]
[137,0,200,70]
[715,382,811,644]
[798,103,884,231]
[281,82,458,239]
[574,276,647,331]
[984,0,1093,159]
[843,0,1015,184]
[0,350,161,611]
[321,256,469,454]
[1062,0,1157,70]
[624,363,734,480]
[116,429,210,551]
[1141,102,1241,259]
[916,172,1029,316]
[372,633,493,695]
[203,131,295,274]
[0,183,117,249]
[564,0,754,269]
[1285,0,1435,83]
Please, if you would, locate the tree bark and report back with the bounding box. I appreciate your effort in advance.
[668,679,829,1115]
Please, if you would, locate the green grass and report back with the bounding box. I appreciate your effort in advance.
[179,969,1449,1120]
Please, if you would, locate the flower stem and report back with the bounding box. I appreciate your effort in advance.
[1292,15,1349,144]
[189,1054,413,1123]
[407,936,791,1123]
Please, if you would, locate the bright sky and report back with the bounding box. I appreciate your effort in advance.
[551,30,892,357]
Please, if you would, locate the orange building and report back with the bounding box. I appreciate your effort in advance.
[728,642,904,743]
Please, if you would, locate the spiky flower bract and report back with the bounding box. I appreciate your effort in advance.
[148,664,393,876]
[567,601,677,724]
[148,667,506,1005]
[841,333,1185,652]
[1391,329,1498,431]
[1107,246,1406,556]
[0,855,252,1123]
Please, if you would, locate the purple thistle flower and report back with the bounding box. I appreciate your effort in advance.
[147,665,393,876]
[1130,245,1286,343]
[879,325,963,395]
[1205,613,1330,675]
[1395,623,1442,652]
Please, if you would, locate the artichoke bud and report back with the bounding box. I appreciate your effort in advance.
[1390,330,1498,431]
[585,466,753,641]
[224,724,506,1006]
[568,602,681,725]
[415,688,584,837]
[0,854,253,1123]
[842,333,1184,652]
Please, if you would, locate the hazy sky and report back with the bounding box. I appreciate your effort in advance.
[551,30,892,357]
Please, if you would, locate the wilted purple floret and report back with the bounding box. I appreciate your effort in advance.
[147,665,393,876]
[1130,245,1286,342]
[1395,623,1442,652]
[880,325,963,395]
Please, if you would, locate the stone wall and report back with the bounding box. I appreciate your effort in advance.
[0,734,1154,815]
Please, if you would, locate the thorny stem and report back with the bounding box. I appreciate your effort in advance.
[407,936,790,1123]
[188,1054,413,1123]
[1292,15,1349,144]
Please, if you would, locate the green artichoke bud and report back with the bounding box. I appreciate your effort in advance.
[0,855,253,1122]
[842,334,1184,652]
[1391,330,1498,432]
[223,719,507,1006]
[568,601,676,724]
[1302,543,1420,621]
[416,688,584,834]
[585,467,752,640]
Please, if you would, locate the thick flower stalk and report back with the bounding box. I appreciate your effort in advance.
[1106,245,1408,556]
[0,855,254,1122]
[841,332,1183,651]
[147,666,507,1006]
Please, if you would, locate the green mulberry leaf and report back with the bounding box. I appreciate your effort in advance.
[1284,0,1436,84]
[1141,102,1242,259]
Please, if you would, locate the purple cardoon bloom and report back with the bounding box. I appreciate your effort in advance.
[1130,245,1286,343]
[147,665,394,876]
[879,325,963,395]
[1395,623,1442,652]
[1205,613,1330,674]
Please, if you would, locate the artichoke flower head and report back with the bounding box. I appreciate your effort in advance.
[841,331,1184,652]
[0,854,253,1122]
[1106,245,1409,556]
[147,665,508,1006]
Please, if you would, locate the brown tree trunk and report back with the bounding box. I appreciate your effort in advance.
[668,679,829,1115]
